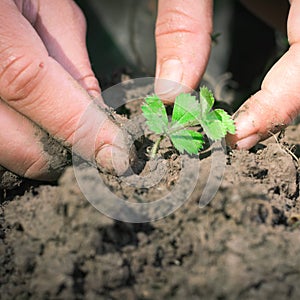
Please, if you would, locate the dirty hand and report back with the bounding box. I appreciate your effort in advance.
[155,0,300,150]
[227,0,300,149]
[0,0,129,180]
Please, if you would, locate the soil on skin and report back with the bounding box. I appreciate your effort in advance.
[1,89,300,299]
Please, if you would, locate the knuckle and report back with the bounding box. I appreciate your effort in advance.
[22,155,49,179]
[76,73,101,97]
[0,54,45,103]
[155,9,201,39]
[23,153,65,180]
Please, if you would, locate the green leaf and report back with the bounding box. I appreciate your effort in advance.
[169,92,202,154]
[199,87,235,140]
[141,95,168,134]
[200,86,214,114]
[170,130,204,154]
[141,88,236,157]
[200,114,227,140]
[214,109,236,134]
[171,93,200,126]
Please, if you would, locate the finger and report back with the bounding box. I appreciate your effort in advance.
[155,0,213,101]
[0,99,68,180]
[0,1,131,174]
[16,0,101,99]
[227,1,300,149]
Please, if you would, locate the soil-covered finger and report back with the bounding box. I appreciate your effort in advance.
[0,100,70,180]
[0,3,132,174]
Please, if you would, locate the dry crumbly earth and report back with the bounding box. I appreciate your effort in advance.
[0,97,300,299]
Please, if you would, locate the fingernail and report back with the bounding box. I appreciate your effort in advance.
[155,59,183,100]
[233,113,252,134]
[235,134,261,150]
[96,145,130,175]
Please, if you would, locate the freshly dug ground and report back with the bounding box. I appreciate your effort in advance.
[0,91,300,299]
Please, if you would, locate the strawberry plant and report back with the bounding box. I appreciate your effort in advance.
[141,87,236,158]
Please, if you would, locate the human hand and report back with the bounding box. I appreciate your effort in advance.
[0,0,130,180]
[154,0,213,101]
[154,0,300,150]
[227,0,300,149]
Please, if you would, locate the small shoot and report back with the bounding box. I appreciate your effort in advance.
[141,87,235,158]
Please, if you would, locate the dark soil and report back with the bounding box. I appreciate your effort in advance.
[1,81,300,300]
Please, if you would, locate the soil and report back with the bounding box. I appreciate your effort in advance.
[1,83,300,300]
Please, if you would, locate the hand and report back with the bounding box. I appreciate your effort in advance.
[154,0,300,150]
[154,0,213,101]
[227,0,300,149]
[0,0,130,180]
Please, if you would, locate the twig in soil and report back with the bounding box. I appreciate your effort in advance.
[269,130,299,166]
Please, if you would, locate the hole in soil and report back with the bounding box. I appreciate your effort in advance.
[249,168,268,180]
[56,283,67,297]
[249,144,267,153]
[290,216,300,224]
[273,186,280,195]
[272,206,287,226]
[72,264,87,296]
[99,146,183,204]
[96,222,154,254]
[0,176,57,204]
[14,222,24,232]
[131,136,152,175]
[115,104,131,118]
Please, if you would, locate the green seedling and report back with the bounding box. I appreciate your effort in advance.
[141,87,236,158]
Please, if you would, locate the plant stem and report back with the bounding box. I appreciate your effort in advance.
[150,135,164,159]
[167,120,200,135]
[150,120,201,159]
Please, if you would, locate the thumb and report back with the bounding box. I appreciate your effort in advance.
[227,1,300,149]
[226,46,300,149]
[155,0,213,101]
